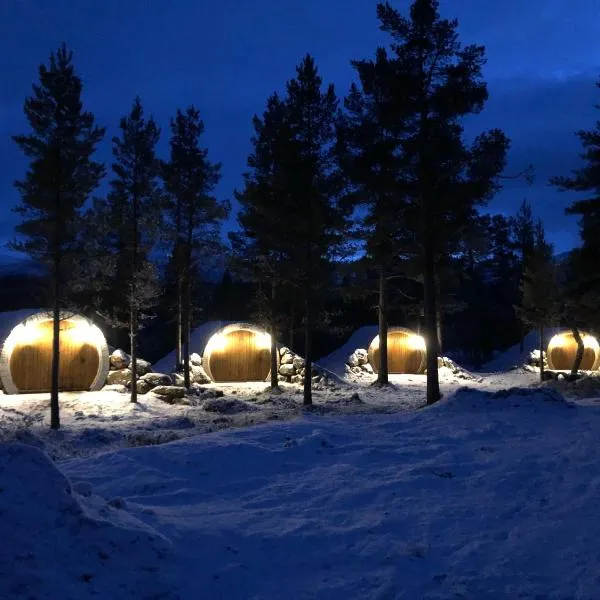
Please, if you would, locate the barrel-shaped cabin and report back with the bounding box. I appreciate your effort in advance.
[368,327,426,374]
[546,331,600,371]
[202,323,275,383]
[0,310,109,394]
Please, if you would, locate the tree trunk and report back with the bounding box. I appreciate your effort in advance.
[436,304,443,356]
[303,292,312,406]
[377,270,388,385]
[50,157,61,430]
[270,280,279,389]
[539,324,545,383]
[571,326,584,377]
[423,237,441,405]
[176,271,182,371]
[50,238,61,430]
[183,228,192,390]
[130,186,138,404]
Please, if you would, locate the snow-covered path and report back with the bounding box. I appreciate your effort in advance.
[60,387,600,599]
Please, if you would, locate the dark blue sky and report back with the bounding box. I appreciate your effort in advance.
[1,0,599,259]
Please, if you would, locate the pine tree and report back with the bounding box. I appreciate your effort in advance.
[284,56,349,405]
[374,0,509,404]
[99,97,162,403]
[232,93,291,389]
[162,106,226,387]
[551,79,600,333]
[12,44,105,429]
[336,55,412,385]
[518,220,558,381]
[511,199,536,352]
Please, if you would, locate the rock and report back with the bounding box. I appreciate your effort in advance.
[279,347,290,357]
[281,352,295,365]
[355,349,369,365]
[190,364,211,384]
[110,349,130,370]
[360,362,374,374]
[106,368,132,386]
[152,385,186,399]
[293,356,305,371]
[278,374,287,382]
[136,359,152,375]
[136,379,152,394]
[170,373,185,386]
[279,364,295,377]
[190,353,202,366]
[351,366,362,374]
[291,374,303,384]
[141,372,172,387]
[102,383,127,393]
[347,352,359,368]
[312,375,321,383]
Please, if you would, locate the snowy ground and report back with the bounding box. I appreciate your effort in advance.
[6,350,600,598]
[5,385,600,598]
[0,366,537,460]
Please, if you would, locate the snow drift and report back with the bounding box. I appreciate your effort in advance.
[0,443,176,600]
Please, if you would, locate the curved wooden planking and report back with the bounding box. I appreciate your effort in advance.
[368,329,426,374]
[9,319,101,392]
[547,332,600,371]
[207,329,271,382]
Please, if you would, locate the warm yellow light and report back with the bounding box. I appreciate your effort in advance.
[16,322,42,345]
[206,332,228,353]
[255,332,271,350]
[408,334,426,351]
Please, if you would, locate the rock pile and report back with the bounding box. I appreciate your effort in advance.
[277,347,336,387]
[522,349,548,372]
[345,348,374,375]
[105,348,211,400]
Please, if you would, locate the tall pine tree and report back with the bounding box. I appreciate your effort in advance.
[100,97,162,403]
[284,55,349,405]
[162,106,227,387]
[12,44,105,428]
[374,0,509,404]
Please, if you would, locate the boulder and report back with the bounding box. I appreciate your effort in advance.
[280,352,295,365]
[360,362,374,374]
[279,364,295,377]
[141,372,172,387]
[279,346,290,357]
[136,358,152,375]
[293,356,305,371]
[106,368,132,386]
[152,385,186,399]
[190,365,211,384]
[110,349,130,370]
[136,379,153,395]
[355,348,369,366]
[347,352,359,368]
[291,374,303,384]
[190,353,202,366]
[170,373,185,386]
[102,383,127,393]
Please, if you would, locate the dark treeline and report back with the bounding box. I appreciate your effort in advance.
[9,1,600,424]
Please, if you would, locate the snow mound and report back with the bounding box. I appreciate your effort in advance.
[0,443,175,600]
[546,375,600,399]
[483,329,560,372]
[442,386,570,410]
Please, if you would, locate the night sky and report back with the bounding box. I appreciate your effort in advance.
[1,0,599,261]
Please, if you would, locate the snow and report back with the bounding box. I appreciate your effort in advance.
[6,349,600,597]
[152,320,233,373]
[0,443,176,599]
[317,325,378,377]
[482,327,561,372]
[52,386,600,599]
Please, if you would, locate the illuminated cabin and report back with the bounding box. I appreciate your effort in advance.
[546,331,600,371]
[0,310,109,394]
[201,323,275,383]
[368,327,426,374]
